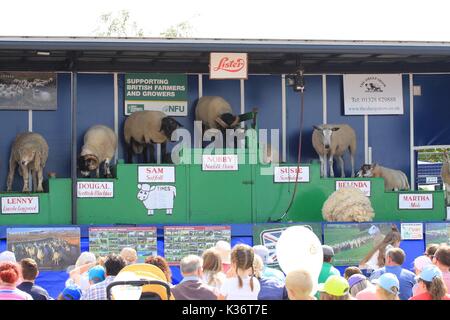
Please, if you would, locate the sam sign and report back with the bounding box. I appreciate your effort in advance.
[274,166,310,183]
[138,166,175,183]
[125,73,187,116]
[399,193,433,210]
[210,53,248,79]
[1,197,39,214]
[336,180,371,197]
[202,155,238,171]
[343,74,404,115]
[77,181,114,198]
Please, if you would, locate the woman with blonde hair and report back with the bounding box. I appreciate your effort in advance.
[201,248,226,291]
[359,225,401,273]
[409,265,450,300]
[374,273,400,300]
[218,244,260,300]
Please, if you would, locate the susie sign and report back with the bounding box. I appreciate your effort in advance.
[274,166,310,183]
[210,53,248,79]
[1,196,39,214]
[399,193,433,210]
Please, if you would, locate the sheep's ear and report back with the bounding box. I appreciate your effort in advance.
[215,117,228,128]
[372,163,378,168]
[313,125,321,131]
[331,127,340,131]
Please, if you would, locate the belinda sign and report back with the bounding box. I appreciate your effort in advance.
[1,196,39,214]
[336,180,371,197]
[202,155,239,171]
[138,166,175,183]
[399,193,433,210]
[274,166,310,183]
[210,53,248,79]
[77,182,114,198]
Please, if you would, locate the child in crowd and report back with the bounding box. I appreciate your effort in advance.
[344,266,362,279]
[57,285,82,300]
[285,269,315,300]
[202,248,226,292]
[88,265,106,285]
[348,273,371,297]
[318,275,352,300]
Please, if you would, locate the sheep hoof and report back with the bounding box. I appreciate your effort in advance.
[106,174,113,179]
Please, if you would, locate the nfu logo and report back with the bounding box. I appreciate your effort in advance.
[360,77,386,93]
[163,105,185,113]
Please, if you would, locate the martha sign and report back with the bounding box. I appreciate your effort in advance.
[125,73,187,116]
[138,166,175,183]
[1,196,39,214]
[343,74,404,115]
[273,166,310,183]
[210,53,248,79]
[202,155,239,171]
[399,193,433,210]
[77,181,114,198]
[336,180,371,197]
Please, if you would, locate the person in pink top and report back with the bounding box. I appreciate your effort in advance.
[432,245,450,292]
[0,261,33,300]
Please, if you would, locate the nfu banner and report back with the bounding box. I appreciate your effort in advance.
[125,73,187,116]
[343,74,403,115]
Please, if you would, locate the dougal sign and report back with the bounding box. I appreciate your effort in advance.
[1,196,39,214]
[210,53,248,79]
[77,182,114,198]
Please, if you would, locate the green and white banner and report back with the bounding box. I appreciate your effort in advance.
[125,73,188,116]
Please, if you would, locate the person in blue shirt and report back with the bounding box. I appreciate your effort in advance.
[252,245,285,283]
[253,254,286,300]
[369,247,415,300]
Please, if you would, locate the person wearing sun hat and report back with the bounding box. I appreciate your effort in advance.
[348,273,372,297]
[318,275,353,300]
[409,265,450,300]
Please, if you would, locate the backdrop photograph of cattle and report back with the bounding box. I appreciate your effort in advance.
[0,72,57,110]
[7,227,80,270]
[323,223,393,266]
[425,223,450,247]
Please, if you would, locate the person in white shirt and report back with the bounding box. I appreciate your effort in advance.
[219,244,260,300]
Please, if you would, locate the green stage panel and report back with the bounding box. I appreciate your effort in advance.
[0,178,71,225]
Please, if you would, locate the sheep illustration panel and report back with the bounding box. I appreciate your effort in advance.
[137,184,176,215]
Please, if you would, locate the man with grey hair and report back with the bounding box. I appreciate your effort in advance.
[172,255,217,300]
[369,247,415,300]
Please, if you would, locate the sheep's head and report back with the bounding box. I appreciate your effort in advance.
[313,125,339,149]
[19,148,37,166]
[160,117,182,140]
[215,113,240,130]
[356,164,377,177]
[78,154,99,176]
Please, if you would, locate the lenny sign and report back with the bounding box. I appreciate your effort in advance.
[210,53,248,79]
[1,196,39,214]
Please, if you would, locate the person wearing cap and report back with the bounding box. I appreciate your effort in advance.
[214,241,231,274]
[432,245,450,291]
[409,265,450,300]
[88,265,106,285]
[252,245,285,283]
[0,251,16,263]
[411,255,433,295]
[369,247,415,300]
[57,285,82,300]
[318,245,340,285]
[318,275,353,300]
[373,273,400,300]
[348,273,372,298]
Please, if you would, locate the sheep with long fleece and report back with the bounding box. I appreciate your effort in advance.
[442,151,450,205]
[356,163,410,191]
[322,187,375,222]
[195,96,240,131]
[312,124,357,177]
[78,125,118,178]
[7,132,48,192]
[124,110,181,163]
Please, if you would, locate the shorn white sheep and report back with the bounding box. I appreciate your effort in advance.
[124,110,181,163]
[312,124,357,177]
[442,151,450,205]
[195,96,240,130]
[78,125,118,178]
[322,187,375,222]
[357,163,409,191]
[7,132,49,192]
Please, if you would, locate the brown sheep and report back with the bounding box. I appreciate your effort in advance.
[7,132,49,192]
[357,163,410,191]
[442,151,450,205]
[195,96,239,131]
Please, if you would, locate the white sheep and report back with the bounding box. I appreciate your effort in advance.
[322,187,375,222]
[195,96,240,130]
[356,163,410,191]
[124,110,181,163]
[441,151,450,205]
[78,125,118,178]
[312,124,357,178]
[7,132,49,192]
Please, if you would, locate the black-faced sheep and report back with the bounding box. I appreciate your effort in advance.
[124,110,181,163]
[7,132,49,192]
[195,96,240,131]
[441,151,450,205]
[312,124,357,177]
[356,163,409,191]
[322,187,375,222]
[78,125,118,178]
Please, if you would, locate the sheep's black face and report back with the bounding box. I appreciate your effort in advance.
[161,117,182,139]
[357,164,374,177]
[78,155,99,176]
[220,113,239,129]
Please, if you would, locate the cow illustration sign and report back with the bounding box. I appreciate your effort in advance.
[137,184,176,215]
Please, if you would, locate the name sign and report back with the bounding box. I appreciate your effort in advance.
[399,193,433,210]
[336,180,371,197]
[202,155,239,171]
[138,166,175,183]
[274,166,310,183]
[1,196,39,214]
[77,181,114,198]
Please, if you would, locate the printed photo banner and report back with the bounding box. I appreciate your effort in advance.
[425,223,450,247]
[343,74,403,115]
[7,227,80,271]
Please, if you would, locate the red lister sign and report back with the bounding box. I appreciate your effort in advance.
[210,53,248,79]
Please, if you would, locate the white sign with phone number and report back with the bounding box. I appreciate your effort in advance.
[401,223,423,240]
